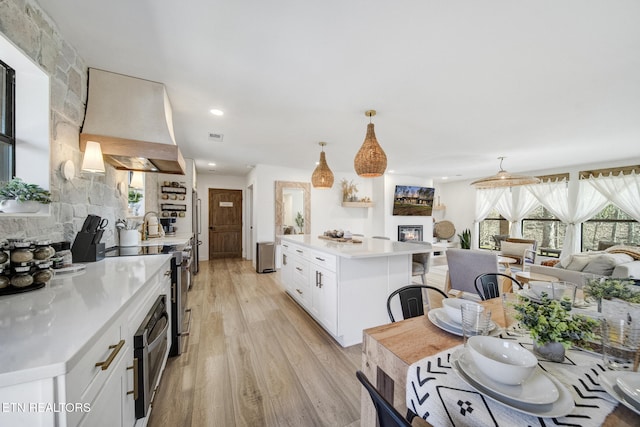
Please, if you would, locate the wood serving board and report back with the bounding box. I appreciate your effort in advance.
[318,235,362,243]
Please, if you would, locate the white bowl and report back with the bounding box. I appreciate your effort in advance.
[467,336,537,385]
[442,298,479,324]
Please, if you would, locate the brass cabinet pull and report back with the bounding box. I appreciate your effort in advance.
[295,267,302,272]
[296,289,303,295]
[296,249,303,254]
[127,357,139,400]
[164,270,171,276]
[283,254,287,265]
[95,339,125,371]
[315,256,325,262]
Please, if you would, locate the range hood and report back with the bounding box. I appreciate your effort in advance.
[80,68,185,174]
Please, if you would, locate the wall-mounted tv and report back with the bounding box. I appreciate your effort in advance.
[392,185,435,216]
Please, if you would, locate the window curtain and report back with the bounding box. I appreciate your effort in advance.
[526,179,608,257]
[586,171,640,222]
[474,188,506,249]
[494,187,539,238]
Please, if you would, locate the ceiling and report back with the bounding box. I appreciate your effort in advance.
[36,1,640,181]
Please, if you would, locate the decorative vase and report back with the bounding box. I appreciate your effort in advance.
[0,199,42,213]
[533,341,565,362]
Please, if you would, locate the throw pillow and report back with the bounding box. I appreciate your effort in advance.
[582,254,629,276]
[565,254,594,271]
[500,241,533,258]
[605,245,640,260]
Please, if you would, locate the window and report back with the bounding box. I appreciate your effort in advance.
[0,59,15,182]
[582,204,639,251]
[521,206,566,257]
[478,208,509,249]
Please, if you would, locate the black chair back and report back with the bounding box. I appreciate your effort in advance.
[474,273,523,300]
[386,285,448,322]
[356,371,412,427]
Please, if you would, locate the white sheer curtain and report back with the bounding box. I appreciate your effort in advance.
[474,188,505,249]
[527,179,608,257]
[494,187,539,237]
[587,171,640,222]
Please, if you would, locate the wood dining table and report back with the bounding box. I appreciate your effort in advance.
[360,298,638,426]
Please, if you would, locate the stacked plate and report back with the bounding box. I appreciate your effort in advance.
[451,348,575,417]
[599,371,640,415]
[427,308,500,337]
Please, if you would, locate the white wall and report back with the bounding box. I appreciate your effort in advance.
[383,174,435,241]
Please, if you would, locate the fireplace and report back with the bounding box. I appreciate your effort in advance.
[398,225,423,242]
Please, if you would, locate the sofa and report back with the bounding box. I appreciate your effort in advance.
[529,245,640,287]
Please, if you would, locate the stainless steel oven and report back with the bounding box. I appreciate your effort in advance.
[133,294,169,419]
[105,245,193,357]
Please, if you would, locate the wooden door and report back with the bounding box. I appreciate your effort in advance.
[208,189,243,259]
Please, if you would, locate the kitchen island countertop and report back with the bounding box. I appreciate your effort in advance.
[279,235,431,258]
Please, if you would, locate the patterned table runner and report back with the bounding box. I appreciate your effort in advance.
[406,334,618,426]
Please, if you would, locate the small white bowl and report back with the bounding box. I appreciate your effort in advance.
[442,298,479,324]
[467,336,537,385]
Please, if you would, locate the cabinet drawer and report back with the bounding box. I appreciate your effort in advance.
[66,321,124,406]
[289,243,310,260]
[292,258,309,281]
[310,250,337,272]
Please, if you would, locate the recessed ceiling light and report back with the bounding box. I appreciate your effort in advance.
[208,162,216,166]
[210,109,224,116]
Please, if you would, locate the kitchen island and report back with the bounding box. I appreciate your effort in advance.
[0,255,173,427]
[279,235,431,346]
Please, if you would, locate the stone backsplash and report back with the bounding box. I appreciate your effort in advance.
[0,0,129,247]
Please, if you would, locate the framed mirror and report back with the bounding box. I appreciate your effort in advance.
[275,181,310,242]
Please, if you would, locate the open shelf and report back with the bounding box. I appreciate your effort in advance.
[341,201,374,208]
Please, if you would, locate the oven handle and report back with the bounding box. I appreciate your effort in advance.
[147,313,169,353]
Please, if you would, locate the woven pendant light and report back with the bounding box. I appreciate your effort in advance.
[471,157,540,188]
[354,110,387,177]
[311,142,334,189]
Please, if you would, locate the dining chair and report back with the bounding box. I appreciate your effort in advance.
[446,248,499,299]
[405,241,432,284]
[474,273,523,300]
[356,370,413,427]
[386,285,448,322]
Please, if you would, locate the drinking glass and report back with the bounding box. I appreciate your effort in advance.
[602,317,640,371]
[501,292,523,336]
[551,281,577,306]
[461,303,492,346]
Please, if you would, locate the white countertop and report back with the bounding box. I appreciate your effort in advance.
[280,235,432,258]
[138,233,192,246]
[0,255,172,387]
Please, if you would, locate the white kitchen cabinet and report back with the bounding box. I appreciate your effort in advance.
[280,236,425,346]
[280,242,293,293]
[311,264,337,336]
[0,256,172,427]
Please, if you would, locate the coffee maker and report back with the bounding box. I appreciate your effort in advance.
[160,218,177,236]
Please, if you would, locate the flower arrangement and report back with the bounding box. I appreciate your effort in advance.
[514,294,600,349]
[584,278,640,304]
[340,179,358,202]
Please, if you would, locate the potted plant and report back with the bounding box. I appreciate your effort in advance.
[295,212,304,233]
[0,178,52,213]
[457,228,471,249]
[584,277,640,311]
[514,293,599,362]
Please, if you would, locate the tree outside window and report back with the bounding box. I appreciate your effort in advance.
[582,204,639,251]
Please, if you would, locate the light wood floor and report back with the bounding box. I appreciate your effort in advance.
[148,258,363,427]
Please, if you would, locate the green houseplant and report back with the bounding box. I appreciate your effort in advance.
[295,212,304,233]
[514,294,599,361]
[584,278,640,310]
[0,178,52,213]
[458,228,471,249]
